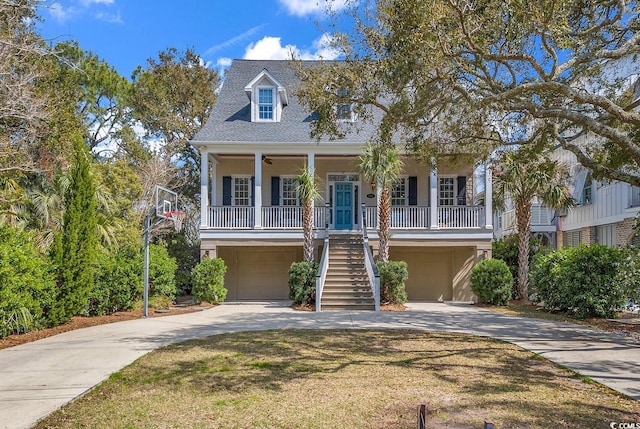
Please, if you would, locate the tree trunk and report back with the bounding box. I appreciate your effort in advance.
[516,201,532,301]
[378,188,391,262]
[303,200,314,262]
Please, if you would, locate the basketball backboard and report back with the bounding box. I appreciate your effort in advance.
[155,185,178,219]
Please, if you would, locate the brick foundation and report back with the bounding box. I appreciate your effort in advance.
[581,226,596,246]
[616,217,637,246]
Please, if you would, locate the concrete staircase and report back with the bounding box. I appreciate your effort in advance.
[320,234,375,311]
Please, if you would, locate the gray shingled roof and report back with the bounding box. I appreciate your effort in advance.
[191,59,377,144]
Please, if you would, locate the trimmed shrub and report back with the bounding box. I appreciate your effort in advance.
[288,262,317,305]
[191,258,227,304]
[376,260,408,305]
[148,244,178,300]
[470,259,513,305]
[492,234,550,298]
[0,225,55,337]
[531,245,624,318]
[87,244,142,316]
[156,231,199,296]
[616,247,640,309]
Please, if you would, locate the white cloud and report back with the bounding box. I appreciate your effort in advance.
[278,0,349,17]
[78,0,114,6]
[216,57,232,68]
[48,0,118,24]
[94,11,123,24]
[243,35,341,60]
[49,2,77,23]
[205,25,266,56]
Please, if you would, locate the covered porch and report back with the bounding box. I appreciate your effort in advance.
[198,150,494,233]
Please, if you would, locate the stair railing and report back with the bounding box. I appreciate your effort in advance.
[361,203,380,311]
[315,203,331,312]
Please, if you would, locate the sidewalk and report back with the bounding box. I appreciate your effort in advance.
[0,302,638,429]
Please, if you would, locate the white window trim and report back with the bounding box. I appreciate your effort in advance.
[336,102,356,122]
[280,175,300,206]
[438,175,458,207]
[255,85,276,122]
[391,176,409,207]
[232,175,252,206]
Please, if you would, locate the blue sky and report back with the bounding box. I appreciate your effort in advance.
[36,0,345,79]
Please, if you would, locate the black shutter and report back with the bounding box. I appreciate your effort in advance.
[251,176,255,206]
[457,176,467,206]
[222,176,232,206]
[408,176,418,206]
[271,176,280,206]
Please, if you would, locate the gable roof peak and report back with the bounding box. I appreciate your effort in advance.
[244,68,289,105]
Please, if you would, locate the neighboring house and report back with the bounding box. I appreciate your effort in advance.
[191,59,493,304]
[494,72,640,249]
[493,198,558,247]
[554,148,640,248]
[493,161,640,248]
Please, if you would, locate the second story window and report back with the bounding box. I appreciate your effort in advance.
[281,177,299,206]
[233,176,251,206]
[336,88,354,121]
[439,177,455,206]
[391,178,407,206]
[258,88,274,120]
[581,173,592,204]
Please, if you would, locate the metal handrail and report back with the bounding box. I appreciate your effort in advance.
[362,203,380,311]
[315,203,331,312]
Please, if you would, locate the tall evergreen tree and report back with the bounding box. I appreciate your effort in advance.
[49,135,98,323]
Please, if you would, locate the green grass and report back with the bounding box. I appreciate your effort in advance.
[36,330,640,428]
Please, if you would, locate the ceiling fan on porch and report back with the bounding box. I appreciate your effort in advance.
[262,155,273,165]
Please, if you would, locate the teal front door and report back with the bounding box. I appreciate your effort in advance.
[334,182,353,229]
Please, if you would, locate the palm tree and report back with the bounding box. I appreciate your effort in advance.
[493,149,573,301]
[359,143,404,262]
[295,165,321,263]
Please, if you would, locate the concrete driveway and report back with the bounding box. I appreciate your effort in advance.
[0,302,638,429]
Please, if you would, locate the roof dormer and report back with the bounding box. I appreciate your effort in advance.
[244,68,288,122]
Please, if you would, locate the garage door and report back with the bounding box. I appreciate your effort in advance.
[219,247,300,300]
[390,248,453,301]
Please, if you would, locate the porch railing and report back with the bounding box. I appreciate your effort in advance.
[502,203,554,232]
[391,206,429,229]
[438,206,484,229]
[262,206,302,229]
[314,205,327,230]
[208,206,254,229]
[206,205,487,230]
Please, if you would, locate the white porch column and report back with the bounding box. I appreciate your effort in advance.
[484,162,493,229]
[376,183,382,227]
[254,152,262,228]
[308,152,315,226]
[210,158,217,207]
[429,158,439,229]
[200,149,209,228]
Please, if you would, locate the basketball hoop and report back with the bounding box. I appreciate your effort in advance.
[166,211,186,233]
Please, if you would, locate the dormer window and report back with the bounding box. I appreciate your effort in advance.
[258,88,274,120]
[336,88,355,122]
[245,68,288,122]
[337,103,353,121]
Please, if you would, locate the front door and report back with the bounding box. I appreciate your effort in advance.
[334,182,353,229]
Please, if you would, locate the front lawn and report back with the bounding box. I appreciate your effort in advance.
[36,330,639,428]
